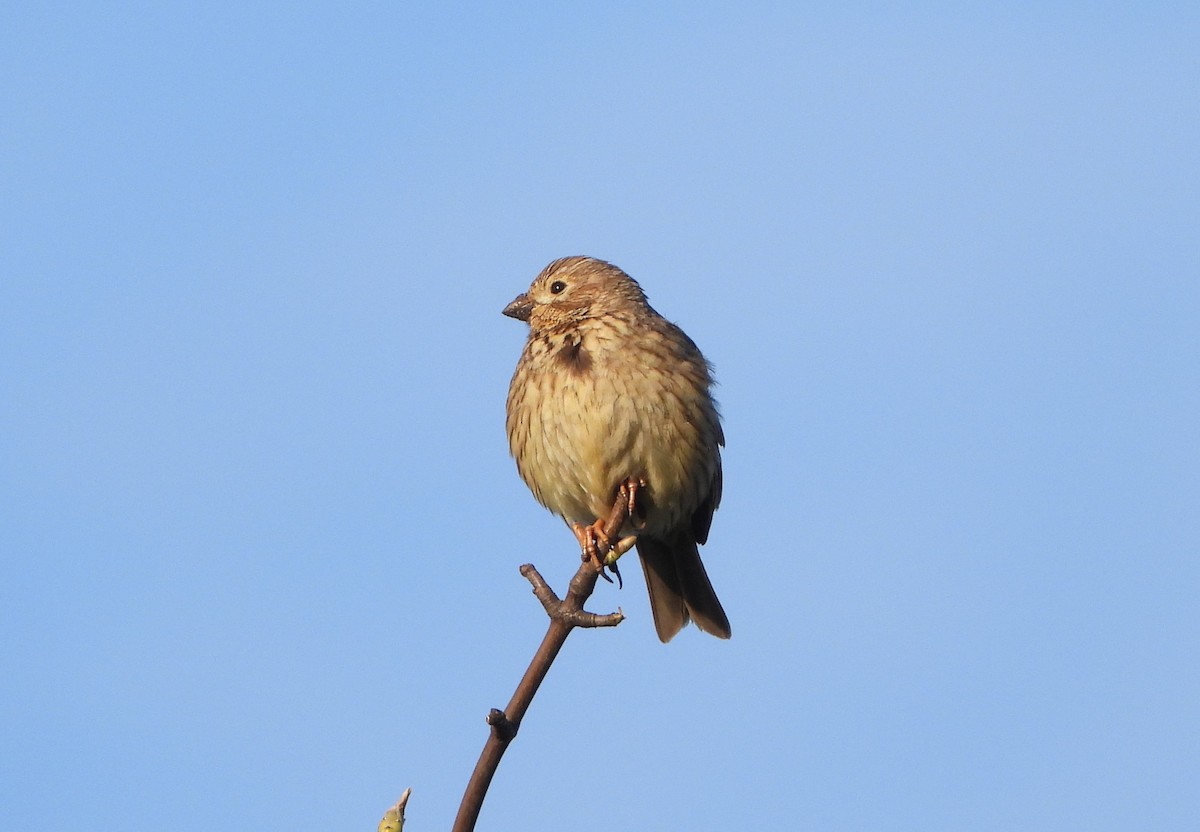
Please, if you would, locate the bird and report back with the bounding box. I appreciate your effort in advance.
[503,256,730,642]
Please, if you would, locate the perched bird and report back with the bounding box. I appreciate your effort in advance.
[503,256,730,642]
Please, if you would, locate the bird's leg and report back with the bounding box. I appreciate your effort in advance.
[602,476,646,571]
[571,518,613,561]
[571,520,615,583]
[624,476,648,530]
[572,477,648,584]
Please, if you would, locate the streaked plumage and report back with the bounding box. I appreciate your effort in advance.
[503,256,730,642]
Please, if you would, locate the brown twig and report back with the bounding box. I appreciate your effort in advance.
[450,485,632,832]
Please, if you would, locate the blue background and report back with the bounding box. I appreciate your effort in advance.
[3,4,1197,830]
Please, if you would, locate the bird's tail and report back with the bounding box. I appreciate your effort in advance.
[636,534,731,643]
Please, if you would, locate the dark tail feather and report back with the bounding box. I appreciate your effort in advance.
[636,534,731,643]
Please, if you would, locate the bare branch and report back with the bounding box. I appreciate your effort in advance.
[451,484,633,832]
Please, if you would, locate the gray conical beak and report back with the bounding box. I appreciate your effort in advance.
[502,293,533,322]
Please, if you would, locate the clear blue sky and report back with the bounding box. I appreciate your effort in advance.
[3,4,1197,830]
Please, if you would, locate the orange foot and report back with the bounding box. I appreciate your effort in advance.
[571,518,613,570]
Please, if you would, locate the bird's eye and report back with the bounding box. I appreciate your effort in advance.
[550,280,567,294]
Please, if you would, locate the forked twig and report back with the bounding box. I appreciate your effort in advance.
[450,486,632,832]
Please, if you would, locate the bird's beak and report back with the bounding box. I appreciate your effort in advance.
[502,293,533,322]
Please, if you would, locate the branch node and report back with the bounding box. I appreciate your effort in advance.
[486,708,518,742]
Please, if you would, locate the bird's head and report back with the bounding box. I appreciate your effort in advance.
[502,256,649,332]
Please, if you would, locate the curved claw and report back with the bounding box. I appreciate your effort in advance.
[608,560,623,589]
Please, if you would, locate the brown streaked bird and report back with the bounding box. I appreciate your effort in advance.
[503,256,730,642]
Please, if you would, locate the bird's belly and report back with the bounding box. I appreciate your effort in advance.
[517,371,701,531]
[521,377,633,523]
